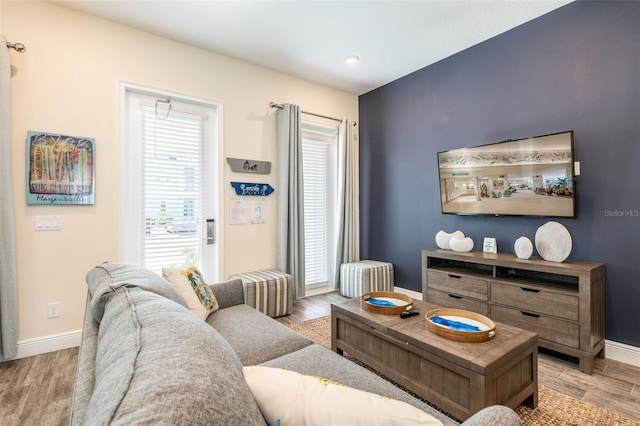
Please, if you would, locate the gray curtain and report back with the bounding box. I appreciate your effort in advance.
[330,119,359,290]
[0,35,18,361]
[276,104,305,300]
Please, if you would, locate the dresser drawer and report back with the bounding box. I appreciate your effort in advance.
[427,270,488,301]
[491,305,579,348]
[427,289,489,316]
[491,281,578,321]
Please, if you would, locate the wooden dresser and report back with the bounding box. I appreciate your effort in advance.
[422,249,605,374]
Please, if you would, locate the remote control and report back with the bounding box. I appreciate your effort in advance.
[400,311,419,319]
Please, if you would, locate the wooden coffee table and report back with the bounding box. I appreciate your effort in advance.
[331,298,538,421]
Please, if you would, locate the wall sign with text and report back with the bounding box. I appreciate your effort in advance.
[230,182,274,196]
[227,158,271,174]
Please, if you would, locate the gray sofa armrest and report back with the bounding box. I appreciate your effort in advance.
[460,405,522,426]
[209,278,245,309]
[69,295,99,426]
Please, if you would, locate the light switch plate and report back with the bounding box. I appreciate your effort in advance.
[35,215,61,231]
[48,302,60,318]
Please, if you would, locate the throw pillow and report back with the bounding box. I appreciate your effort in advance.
[162,265,219,319]
[242,366,443,426]
[162,267,209,319]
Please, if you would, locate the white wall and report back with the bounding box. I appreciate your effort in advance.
[2,1,358,344]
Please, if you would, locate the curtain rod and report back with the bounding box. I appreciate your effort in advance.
[269,102,356,126]
[6,42,26,53]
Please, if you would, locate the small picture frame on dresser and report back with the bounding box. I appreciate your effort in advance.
[483,237,497,254]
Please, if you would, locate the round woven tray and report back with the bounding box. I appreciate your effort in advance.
[361,291,413,315]
[425,308,496,342]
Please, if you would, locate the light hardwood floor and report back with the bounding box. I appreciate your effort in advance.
[1,291,639,425]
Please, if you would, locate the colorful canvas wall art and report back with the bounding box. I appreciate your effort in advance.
[26,131,95,205]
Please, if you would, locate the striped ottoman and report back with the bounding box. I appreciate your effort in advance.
[229,270,292,318]
[340,260,394,298]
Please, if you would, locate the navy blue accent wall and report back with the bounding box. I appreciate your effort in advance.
[359,1,640,347]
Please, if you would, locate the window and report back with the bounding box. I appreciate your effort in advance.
[301,121,338,288]
[141,105,204,270]
[120,85,221,278]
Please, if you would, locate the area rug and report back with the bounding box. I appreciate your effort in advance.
[289,315,639,426]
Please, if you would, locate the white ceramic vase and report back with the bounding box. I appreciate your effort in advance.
[435,230,464,250]
[449,236,474,252]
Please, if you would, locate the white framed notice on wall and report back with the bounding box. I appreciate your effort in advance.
[251,200,267,224]
[229,199,247,225]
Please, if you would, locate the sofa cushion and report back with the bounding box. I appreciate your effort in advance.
[86,262,187,322]
[163,265,219,319]
[84,286,264,425]
[260,344,458,426]
[206,303,313,365]
[243,365,443,426]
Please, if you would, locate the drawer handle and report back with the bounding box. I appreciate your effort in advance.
[521,311,541,318]
[521,287,540,293]
[448,294,462,299]
[448,274,462,279]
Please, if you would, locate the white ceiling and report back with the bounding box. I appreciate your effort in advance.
[53,0,572,95]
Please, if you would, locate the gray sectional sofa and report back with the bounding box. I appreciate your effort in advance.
[69,262,522,425]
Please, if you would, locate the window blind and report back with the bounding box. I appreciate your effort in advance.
[141,106,205,273]
[302,139,329,286]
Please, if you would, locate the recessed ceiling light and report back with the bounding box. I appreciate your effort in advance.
[345,54,360,64]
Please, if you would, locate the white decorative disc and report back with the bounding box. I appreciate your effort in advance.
[514,236,533,259]
[535,221,572,262]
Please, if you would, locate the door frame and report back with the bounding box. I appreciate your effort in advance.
[118,81,224,280]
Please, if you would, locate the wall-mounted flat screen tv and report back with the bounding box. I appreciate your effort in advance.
[437,131,576,218]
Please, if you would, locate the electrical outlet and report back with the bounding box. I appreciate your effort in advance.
[48,302,60,318]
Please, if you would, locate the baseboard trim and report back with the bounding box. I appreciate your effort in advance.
[14,329,82,360]
[394,286,640,367]
[393,286,422,300]
[605,339,640,367]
